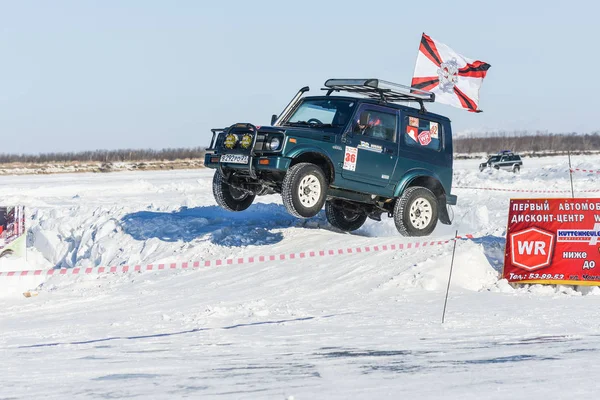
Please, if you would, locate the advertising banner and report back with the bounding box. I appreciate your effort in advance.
[503,198,600,285]
[0,206,26,259]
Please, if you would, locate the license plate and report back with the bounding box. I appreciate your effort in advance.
[220,154,249,164]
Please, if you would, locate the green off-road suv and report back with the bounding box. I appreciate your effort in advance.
[204,79,456,236]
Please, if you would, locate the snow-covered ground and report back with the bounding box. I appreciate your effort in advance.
[2,155,600,399]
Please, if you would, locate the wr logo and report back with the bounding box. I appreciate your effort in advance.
[510,227,555,271]
[517,241,547,256]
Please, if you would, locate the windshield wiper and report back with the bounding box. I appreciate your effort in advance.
[283,121,311,126]
[283,121,341,128]
[312,123,341,128]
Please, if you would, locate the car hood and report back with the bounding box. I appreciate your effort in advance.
[256,125,287,134]
[260,125,341,138]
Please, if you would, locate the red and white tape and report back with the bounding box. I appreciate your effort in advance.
[571,168,600,175]
[0,234,474,278]
[454,186,600,194]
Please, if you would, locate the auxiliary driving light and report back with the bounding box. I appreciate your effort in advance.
[240,133,253,149]
[224,133,238,149]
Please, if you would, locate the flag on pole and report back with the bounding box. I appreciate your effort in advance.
[411,33,491,112]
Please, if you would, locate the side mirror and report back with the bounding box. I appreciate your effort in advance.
[271,114,278,125]
[341,130,353,143]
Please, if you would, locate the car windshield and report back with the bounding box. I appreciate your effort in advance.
[488,156,501,162]
[284,99,355,127]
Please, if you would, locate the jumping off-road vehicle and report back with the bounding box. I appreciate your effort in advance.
[205,79,457,236]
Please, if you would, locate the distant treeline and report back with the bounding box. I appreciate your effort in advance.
[2,132,599,164]
[0,147,207,164]
[455,132,600,154]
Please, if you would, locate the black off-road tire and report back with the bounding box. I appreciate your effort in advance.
[212,171,255,212]
[513,165,520,173]
[394,186,438,237]
[282,163,327,218]
[0,249,14,259]
[325,201,368,232]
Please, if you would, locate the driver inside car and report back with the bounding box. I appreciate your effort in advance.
[354,111,381,136]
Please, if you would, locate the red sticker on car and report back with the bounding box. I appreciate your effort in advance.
[418,130,432,146]
[406,126,418,142]
[429,122,439,139]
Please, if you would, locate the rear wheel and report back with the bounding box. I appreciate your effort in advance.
[212,171,255,211]
[513,165,520,173]
[325,201,367,232]
[282,163,327,218]
[394,186,438,237]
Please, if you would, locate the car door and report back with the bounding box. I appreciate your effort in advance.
[340,104,399,187]
[499,156,512,170]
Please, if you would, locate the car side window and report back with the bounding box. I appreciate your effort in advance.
[404,116,441,151]
[352,107,397,143]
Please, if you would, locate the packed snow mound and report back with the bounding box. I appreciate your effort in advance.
[390,241,500,292]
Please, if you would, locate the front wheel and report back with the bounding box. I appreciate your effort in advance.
[0,249,14,259]
[282,163,327,218]
[212,171,255,211]
[394,186,438,237]
[325,201,367,232]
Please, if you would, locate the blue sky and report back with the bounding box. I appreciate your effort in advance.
[1,0,597,154]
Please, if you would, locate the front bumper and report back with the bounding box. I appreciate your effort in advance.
[204,154,291,174]
[206,123,290,179]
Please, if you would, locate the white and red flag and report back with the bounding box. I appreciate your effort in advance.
[411,33,491,112]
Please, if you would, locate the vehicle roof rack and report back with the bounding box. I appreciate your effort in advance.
[323,79,435,113]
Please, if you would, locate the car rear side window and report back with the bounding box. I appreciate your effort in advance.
[404,116,441,151]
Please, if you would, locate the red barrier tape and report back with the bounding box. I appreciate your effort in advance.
[0,234,474,278]
[454,186,600,193]
[571,168,600,175]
